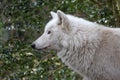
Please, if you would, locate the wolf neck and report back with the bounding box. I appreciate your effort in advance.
[57,32,100,75]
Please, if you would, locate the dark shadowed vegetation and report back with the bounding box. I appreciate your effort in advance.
[0,0,120,80]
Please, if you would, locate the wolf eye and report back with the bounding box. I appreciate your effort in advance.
[47,31,51,34]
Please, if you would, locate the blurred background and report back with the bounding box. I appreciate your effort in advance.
[0,0,120,80]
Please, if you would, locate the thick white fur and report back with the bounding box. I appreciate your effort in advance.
[32,10,120,80]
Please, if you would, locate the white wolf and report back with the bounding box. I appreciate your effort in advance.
[31,10,120,80]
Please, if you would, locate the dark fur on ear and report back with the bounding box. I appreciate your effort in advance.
[57,10,71,33]
[57,10,66,25]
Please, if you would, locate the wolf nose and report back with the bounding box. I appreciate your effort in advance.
[31,44,35,49]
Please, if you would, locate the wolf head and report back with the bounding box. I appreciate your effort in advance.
[31,10,71,51]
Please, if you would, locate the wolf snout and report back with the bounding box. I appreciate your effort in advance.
[31,43,36,49]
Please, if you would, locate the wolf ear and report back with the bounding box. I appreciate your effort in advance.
[57,10,68,25]
[50,11,57,18]
[57,10,71,33]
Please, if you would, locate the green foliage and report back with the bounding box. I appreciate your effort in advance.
[0,0,120,80]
